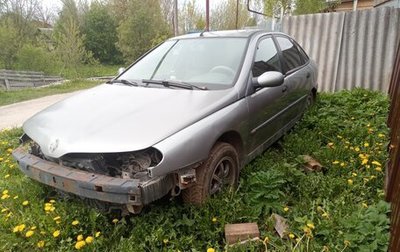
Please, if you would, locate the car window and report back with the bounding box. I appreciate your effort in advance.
[119,38,248,89]
[276,36,303,73]
[252,37,281,77]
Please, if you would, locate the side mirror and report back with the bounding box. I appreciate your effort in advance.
[118,67,126,75]
[253,71,284,88]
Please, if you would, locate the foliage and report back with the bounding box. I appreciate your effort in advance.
[211,0,254,30]
[0,80,101,106]
[0,24,19,68]
[116,0,171,62]
[82,2,122,64]
[263,0,327,17]
[294,0,327,15]
[0,89,391,251]
[14,44,61,74]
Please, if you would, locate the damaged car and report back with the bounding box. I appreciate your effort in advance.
[13,30,317,214]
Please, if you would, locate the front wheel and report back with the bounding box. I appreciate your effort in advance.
[182,142,239,204]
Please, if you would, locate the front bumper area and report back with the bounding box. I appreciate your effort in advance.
[12,147,174,210]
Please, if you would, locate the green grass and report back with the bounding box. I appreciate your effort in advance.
[0,80,101,107]
[60,64,122,79]
[0,89,390,251]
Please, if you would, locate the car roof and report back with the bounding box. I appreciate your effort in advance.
[169,29,286,40]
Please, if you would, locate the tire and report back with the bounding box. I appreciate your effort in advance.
[182,142,239,204]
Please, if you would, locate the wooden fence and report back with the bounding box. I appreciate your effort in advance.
[0,69,63,90]
[387,38,400,251]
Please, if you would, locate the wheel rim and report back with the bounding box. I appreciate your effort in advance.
[209,157,235,195]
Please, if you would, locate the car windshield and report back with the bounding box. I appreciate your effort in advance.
[118,37,248,89]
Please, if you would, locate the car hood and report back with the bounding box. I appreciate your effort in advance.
[23,84,237,158]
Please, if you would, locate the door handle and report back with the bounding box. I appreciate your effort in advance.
[306,72,311,78]
[282,85,288,93]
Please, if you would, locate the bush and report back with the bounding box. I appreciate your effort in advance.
[15,44,61,75]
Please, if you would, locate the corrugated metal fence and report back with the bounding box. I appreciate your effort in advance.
[282,7,400,92]
[387,35,400,251]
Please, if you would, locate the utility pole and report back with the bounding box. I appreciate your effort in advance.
[206,0,209,31]
[173,0,178,36]
[235,0,239,29]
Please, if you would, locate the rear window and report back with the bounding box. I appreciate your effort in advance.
[276,37,303,73]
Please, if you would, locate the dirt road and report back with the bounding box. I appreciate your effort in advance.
[0,92,79,130]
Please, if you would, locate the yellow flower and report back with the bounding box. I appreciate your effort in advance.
[75,240,86,250]
[6,212,12,218]
[306,223,315,229]
[327,142,334,147]
[1,208,7,213]
[289,233,295,239]
[283,206,289,212]
[85,236,94,244]
[13,226,19,233]
[364,143,369,147]
[347,179,353,185]
[352,172,357,177]
[13,224,26,232]
[72,220,79,226]
[212,217,217,223]
[95,231,101,237]
[13,195,18,199]
[53,230,60,238]
[25,230,34,237]
[2,190,8,195]
[22,200,29,206]
[361,159,368,165]
[0,157,3,161]
[372,161,382,166]
[4,174,10,179]
[370,175,377,179]
[355,147,360,152]
[332,160,339,164]
[1,194,10,200]
[375,167,382,172]
[362,203,368,208]
[77,234,84,241]
[163,238,169,244]
[30,226,37,230]
[207,248,215,252]
[340,162,345,167]
[49,199,56,203]
[112,218,119,224]
[37,240,45,248]
[378,133,385,138]
[322,212,329,218]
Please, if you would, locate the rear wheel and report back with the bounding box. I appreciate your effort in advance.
[182,142,239,204]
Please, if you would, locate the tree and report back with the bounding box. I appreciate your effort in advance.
[294,0,326,15]
[83,2,122,64]
[211,0,254,30]
[179,0,204,33]
[116,0,171,62]
[0,25,19,68]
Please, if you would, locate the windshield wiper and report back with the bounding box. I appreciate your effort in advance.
[142,79,207,90]
[107,79,139,87]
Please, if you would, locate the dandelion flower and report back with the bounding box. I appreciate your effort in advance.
[112,219,119,224]
[306,223,315,229]
[378,133,385,138]
[25,230,34,237]
[332,160,339,165]
[30,226,37,230]
[53,230,60,238]
[1,208,8,213]
[53,216,61,221]
[361,159,368,165]
[355,147,360,152]
[364,143,369,147]
[72,220,79,226]
[0,157,3,161]
[49,199,56,203]
[372,161,382,166]
[362,203,368,208]
[75,240,86,250]
[375,167,382,172]
[6,148,12,153]
[85,236,94,244]
[340,162,345,167]
[77,234,83,241]
[283,206,289,212]
[22,201,29,206]
[13,195,18,199]
[352,173,357,177]
[2,190,8,195]
[289,233,295,239]
[37,240,45,248]
[4,174,10,179]
[95,231,101,238]
[207,248,215,252]
[212,217,217,223]
[1,194,10,200]
[163,238,169,244]
[347,179,353,185]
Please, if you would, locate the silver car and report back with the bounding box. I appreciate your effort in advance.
[13,30,317,214]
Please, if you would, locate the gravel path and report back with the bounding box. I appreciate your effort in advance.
[0,92,80,130]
